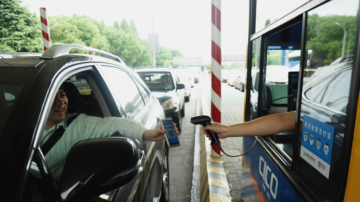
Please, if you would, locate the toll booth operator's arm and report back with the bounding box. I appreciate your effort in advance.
[202,111,295,139]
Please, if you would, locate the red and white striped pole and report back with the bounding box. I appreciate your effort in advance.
[40,7,51,51]
[211,0,221,157]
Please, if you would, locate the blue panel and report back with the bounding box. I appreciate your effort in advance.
[281,50,286,65]
[243,137,301,202]
[300,115,335,178]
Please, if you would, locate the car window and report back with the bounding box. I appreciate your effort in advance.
[65,75,103,117]
[101,66,145,118]
[137,72,175,90]
[133,78,150,104]
[0,84,23,133]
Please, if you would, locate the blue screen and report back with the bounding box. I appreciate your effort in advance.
[163,120,179,144]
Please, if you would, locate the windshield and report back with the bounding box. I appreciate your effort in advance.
[0,84,24,132]
[137,72,174,90]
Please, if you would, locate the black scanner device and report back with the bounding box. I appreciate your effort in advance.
[190,115,258,157]
[190,115,220,146]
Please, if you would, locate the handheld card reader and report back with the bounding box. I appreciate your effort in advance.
[161,118,180,147]
[191,115,258,157]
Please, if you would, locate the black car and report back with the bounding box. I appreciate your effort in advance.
[135,68,186,132]
[0,44,170,202]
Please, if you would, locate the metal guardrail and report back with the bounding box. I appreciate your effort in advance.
[40,43,123,63]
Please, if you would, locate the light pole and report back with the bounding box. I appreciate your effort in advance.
[151,14,156,67]
[335,22,347,58]
[49,23,59,30]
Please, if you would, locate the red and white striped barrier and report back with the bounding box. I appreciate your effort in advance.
[40,7,51,51]
[211,0,221,157]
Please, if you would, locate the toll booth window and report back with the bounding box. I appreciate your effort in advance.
[249,38,261,121]
[295,0,358,201]
[260,20,303,158]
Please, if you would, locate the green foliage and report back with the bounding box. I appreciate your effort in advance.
[1,1,182,67]
[170,49,182,58]
[0,44,15,52]
[0,0,43,52]
[120,19,132,34]
[129,20,138,35]
[306,14,357,66]
[49,16,85,46]
[267,50,281,65]
[156,46,172,67]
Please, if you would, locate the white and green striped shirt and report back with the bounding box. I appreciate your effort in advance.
[41,113,147,183]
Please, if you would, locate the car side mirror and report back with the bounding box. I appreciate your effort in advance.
[60,137,143,201]
[177,83,185,89]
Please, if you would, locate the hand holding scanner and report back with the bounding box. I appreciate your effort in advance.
[190,115,220,146]
[191,115,258,157]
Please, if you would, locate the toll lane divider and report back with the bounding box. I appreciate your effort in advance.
[191,87,209,202]
[191,84,231,202]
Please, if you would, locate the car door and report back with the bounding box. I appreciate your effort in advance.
[21,62,147,201]
[174,73,185,109]
[98,64,166,202]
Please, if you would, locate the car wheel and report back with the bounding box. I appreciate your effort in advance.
[181,102,185,117]
[160,144,169,202]
[185,96,190,102]
[241,84,245,92]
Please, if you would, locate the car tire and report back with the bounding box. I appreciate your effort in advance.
[181,102,185,117]
[185,96,190,102]
[160,144,170,202]
[241,84,245,92]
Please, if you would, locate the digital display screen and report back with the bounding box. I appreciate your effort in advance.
[288,72,299,111]
[162,120,179,144]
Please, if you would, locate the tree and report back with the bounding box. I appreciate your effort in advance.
[113,21,121,30]
[0,44,15,52]
[170,49,182,58]
[0,0,43,52]
[120,19,132,34]
[306,14,357,66]
[130,20,138,35]
[156,46,172,67]
[49,15,85,46]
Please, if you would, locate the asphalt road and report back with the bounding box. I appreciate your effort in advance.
[169,84,199,202]
[168,77,245,202]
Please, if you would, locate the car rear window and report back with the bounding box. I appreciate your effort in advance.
[0,84,24,132]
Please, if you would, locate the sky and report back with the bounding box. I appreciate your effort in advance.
[21,0,249,64]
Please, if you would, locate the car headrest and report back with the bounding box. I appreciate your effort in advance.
[62,82,84,113]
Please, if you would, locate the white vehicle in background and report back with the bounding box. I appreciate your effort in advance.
[227,70,241,86]
[234,70,247,92]
[173,69,192,102]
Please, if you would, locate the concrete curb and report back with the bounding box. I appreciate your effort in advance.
[200,86,232,202]
[191,87,210,202]
[191,82,232,202]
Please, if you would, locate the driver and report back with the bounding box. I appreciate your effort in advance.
[160,75,173,89]
[41,83,179,183]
